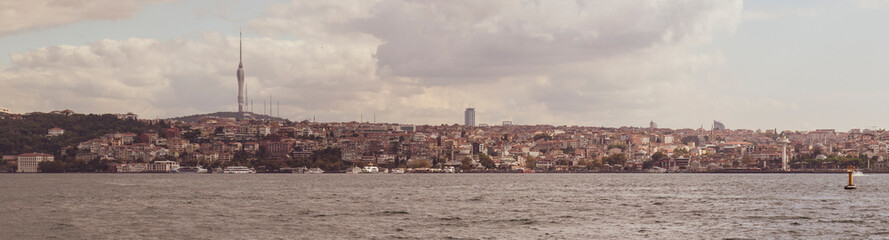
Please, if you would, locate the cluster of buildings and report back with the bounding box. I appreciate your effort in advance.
[5,110,889,172]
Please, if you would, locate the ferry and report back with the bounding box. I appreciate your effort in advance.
[223,166,256,174]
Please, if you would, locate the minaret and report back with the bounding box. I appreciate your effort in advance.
[237,32,245,113]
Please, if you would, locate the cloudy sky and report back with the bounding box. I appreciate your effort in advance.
[1,0,888,131]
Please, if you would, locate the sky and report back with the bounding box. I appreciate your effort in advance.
[1,0,888,131]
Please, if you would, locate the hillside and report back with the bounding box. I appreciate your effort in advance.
[0,113,167,156]
[168,111,287,122]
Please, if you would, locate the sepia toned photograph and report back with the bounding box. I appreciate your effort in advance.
[1,0,886,239]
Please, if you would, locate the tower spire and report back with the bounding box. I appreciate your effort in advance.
[236,30,245,113]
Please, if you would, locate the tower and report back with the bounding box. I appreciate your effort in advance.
[464,108,475,127]
[237,32,245,113]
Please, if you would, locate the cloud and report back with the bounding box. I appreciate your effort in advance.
[0,0,171,36]
[0,32,380,119]
[0,0,747,127]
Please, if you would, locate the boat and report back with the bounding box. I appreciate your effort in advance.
[390,169,405,174]
[223,166,255,174]
[307,168,324,174]
[177,166,208,174]
[280,167,308,173]
[362,165,380,173]
[852,170,865,176]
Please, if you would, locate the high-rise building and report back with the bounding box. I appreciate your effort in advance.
[236,32,245,113]
[464,108,475,127]
[649,121,657,129]
[713,120,726,131]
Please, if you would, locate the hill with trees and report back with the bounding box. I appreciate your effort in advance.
[0,113,167,157]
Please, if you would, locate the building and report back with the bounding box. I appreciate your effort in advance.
[47,128,65,137]
[261,141,292,160]
[17,153,54,173]
[399,125,415,132]
[464,108,475,127]
[713,121,726,131]
[146,161,180,173]
[649,121,657,129]
[502,121,513,126]
[0,107,9,113]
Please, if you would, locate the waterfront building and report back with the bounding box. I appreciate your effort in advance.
[17,153,54,173]
[146,161,180,173]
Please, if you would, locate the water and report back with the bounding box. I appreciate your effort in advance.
[1,173,887,239]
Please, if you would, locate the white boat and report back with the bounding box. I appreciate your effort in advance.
[852,170,865,176]
[390,169,405,174]
[223,166,255,174]
[362,165,380,173]
[307,168,324,174]
[177,166,208,173]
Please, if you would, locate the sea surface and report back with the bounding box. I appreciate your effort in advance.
[1,173,887,239]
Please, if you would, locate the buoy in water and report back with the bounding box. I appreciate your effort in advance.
[845,166,857,190]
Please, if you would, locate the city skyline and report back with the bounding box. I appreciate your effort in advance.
[4,1,889,131]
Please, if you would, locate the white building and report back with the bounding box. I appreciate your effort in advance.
[464,108,475,127]
[146,161,180,173]
[17,153,54,173]
[47,128,65,137]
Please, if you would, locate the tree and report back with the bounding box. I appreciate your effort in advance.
[407,159,432,169]
[460,157,473,171]
[525,156,537,169]
[533,134,552,141]
[673,148,689,156]
[602,154,627,166]
[643,152,667,169]
[478,154,495,169]
[681,136,699,145]
[564,146,575,154]
[38,160,65,173]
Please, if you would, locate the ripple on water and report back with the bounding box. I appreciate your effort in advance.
[2,173,889,239]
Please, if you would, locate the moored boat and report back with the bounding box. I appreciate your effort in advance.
[223,166,255,174]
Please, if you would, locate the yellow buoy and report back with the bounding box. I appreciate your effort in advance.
[845,166,857,190]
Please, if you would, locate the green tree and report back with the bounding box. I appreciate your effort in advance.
[460,157,473,171]
[38,160,65,173]
[602,154,627,166]
[673,148,689,156]
[525,156,537,169]
[407,159,432,168]
[478,154,495,169]
[533,134,552,141]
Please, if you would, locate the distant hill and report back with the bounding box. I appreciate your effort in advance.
[168,111,288,122]
[0,113,165,156]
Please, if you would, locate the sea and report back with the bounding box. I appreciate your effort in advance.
[1,173,887,239]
